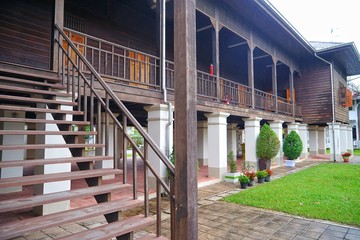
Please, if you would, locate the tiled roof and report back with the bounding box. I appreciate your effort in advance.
[310,41,345,51]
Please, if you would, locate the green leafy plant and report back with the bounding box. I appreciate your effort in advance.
[227,151,237,173]
[283,130,303,160]
[239,175,250,183]
[256,170,268,178]
[256,124,280,169]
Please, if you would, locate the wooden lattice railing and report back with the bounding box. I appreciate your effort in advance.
[55,24,175,238]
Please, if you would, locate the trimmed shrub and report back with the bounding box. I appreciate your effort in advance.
[283,130,303,160]
[256,124,280,161]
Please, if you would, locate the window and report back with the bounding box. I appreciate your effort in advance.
[128,51,150,88]
[63,30,85,65]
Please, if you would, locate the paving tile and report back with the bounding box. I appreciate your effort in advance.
[223,232,247,240]
[247,231,269,240]
[327,225,349,233]
[265,221,286,230]
[322,229,347,238]
[345,233,360,240]
[198,233,223,240]
[292,236,313,240]
[290,218,311,226]
[272,230,296,239]
[348,228,360,236]
[308,222,329,229]
[318,234,343,240]
[256,226,278,235]
[297,229,322,239]
[303,225,327,233]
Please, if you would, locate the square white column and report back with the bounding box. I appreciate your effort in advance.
[287,122,299,133]
[144,104,173,187]
[340,124,348,153]
[269,120,284,165]
[309,125,318,155]
[227,123,238,160]
[205,112,230,179]
[298,124,308,159]
[327,122,341,161]
[197,121,208,166]
[347,125,353,153]
[317,126,326,154]
[244,117,262,170]
[0,110,25,193]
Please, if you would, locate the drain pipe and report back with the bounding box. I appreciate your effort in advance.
[160,0,173,157]
[314,53,336,162]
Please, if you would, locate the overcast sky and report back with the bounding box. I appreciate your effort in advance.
[268,0,360,49]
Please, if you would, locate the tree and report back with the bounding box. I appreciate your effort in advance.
[256,124,280,170]
[283,130,303,160]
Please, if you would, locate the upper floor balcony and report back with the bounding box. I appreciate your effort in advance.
[64,28,301,118]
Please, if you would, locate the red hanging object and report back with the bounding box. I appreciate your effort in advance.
[209,64,214,75]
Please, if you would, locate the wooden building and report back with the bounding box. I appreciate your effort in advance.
[0,0,360,239]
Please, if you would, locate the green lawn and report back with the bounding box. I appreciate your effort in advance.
[325,148,360,156]
[224,163,360,227]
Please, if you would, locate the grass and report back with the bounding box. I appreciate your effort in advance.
[224,163,360,227]
[325,148,360,156]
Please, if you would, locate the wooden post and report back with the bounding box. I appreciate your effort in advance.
[52,0,64,71]
[174,0,198,239]
[289,69,295,116]
[272,57,278,112]
[247,42,255,109]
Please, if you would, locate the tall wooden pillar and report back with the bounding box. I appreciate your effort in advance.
[174,0,198,239]
[289,69,295,116]
[52,0,64,71]
[248,42,255,109]
[211,10,221,101]
[272,57,278,112]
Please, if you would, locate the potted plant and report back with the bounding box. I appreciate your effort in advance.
[341,151,351,162]
[256,124,280,170]
[265,169,273,182]
[283,130,303,167]
[224,151,240,183]
[244,171,256,186]
[239,175,250,189]
[256,170,268,184]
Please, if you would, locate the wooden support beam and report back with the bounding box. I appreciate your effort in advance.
[196,24,213,32]
[248,42,255,109]
[272,56,278,113]
[174,0,198,239]
[228,41,247,49]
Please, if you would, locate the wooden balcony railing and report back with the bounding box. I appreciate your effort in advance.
[64,28,301,117]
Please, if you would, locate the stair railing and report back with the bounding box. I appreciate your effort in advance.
[54,24,175,239]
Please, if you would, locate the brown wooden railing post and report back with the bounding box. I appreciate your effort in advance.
[132,148,137,199]
[122,115,127,184]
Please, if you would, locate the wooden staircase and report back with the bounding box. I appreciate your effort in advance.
[0,63,169,239]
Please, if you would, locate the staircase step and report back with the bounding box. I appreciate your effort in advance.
[0,198,143,240]
[0,105,83,115]
[0,143,103,150]
[0,130,96,135]
[0,183,131,213]
[0,168,121,188]
[0,84,71,97]
[0,155,113,168]
[58,215,155,240]
[137,234,168,240]
[0,94,77,106]
[0,62,61,82]
[0,117,89,125]
[0,75,65,89]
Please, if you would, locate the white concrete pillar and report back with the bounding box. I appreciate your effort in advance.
[340,124,348,154]
[347,125,353,153]
[227,123,237,160]
[0,110,25,193]
[269,120,284,165]
[287,122,299,134]
[309,125,318,155]
[327,122,341,161]
[318,126,326,154]
[34,97,72,215]
[298,124,308,159]
[144,104,173,187]
[205,112,230,179]
[197,121,208,166]
[244,117,262,170]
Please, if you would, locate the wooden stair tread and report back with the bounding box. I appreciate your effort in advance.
[0,94,77,106]
[0,143,103,150]
[137,234,168,240]
[0,198,143,240]
[0,155,113,168]
[0,168,121,188]
[0,183,131,213]
[58,215,155,240]
[0,84,71,97]
[0,105,83,115]
[0,130,96,135]
[0,62,61,82]
[0,117,89,125]
[0,75,65,89]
